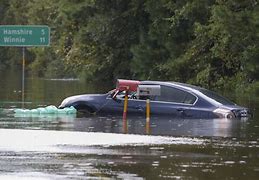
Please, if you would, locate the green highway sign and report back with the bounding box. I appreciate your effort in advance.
[0,25,50,46]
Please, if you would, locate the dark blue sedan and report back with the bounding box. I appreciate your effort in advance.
[59,80,250,119]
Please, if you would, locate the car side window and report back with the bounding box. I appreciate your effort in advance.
[183,93,197,104]
[155,85,196,104]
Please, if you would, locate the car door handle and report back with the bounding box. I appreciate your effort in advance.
[177,108,185,113]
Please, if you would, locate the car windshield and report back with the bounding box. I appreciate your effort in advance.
[109,89,137,99]
[199,89,235,105]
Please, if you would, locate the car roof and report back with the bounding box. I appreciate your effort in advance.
[140,80,233,106]
[140,81,204,92]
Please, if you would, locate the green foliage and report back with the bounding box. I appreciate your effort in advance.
[162,0,259,92]
[0,0,11,70]
[0,0,259,94]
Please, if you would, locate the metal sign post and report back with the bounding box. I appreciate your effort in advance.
[22,47,25,108]
[0,25,50,108]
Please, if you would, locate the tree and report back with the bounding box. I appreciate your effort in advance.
[60,0,147,81]
[1,0,259,93]
[131,0,214,81]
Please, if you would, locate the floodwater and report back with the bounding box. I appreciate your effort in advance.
[1,70,259,179]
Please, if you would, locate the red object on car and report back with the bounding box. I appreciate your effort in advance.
[116,79,140,92]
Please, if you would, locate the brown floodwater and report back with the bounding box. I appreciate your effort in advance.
[0,70,259,179]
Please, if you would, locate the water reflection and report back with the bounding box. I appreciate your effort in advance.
[73,116,249,137]
[0,109,249,138]
[123,118,128,134]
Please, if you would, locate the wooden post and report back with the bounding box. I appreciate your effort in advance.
[146,99,150,134]
[146,99,150,122]
[122,91,129,121]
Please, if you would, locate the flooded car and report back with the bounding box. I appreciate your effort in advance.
[59,80,251,119]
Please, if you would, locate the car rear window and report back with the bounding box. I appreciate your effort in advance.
[199,89,235,105]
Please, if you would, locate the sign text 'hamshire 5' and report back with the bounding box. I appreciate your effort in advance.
[0,25,50,46]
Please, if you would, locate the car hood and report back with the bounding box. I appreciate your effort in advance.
[59,94,107,108]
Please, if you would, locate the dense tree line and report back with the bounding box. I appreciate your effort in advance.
[0,0,259,92]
